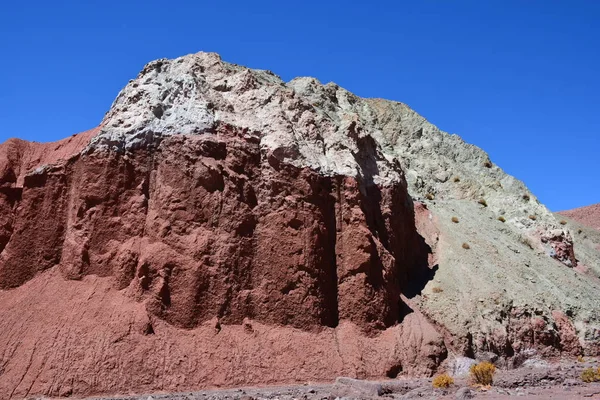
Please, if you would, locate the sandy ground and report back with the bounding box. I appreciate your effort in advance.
[80,384,600,400]
[31,358,599,400]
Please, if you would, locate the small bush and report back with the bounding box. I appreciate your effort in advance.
[451,216,459,223]
[528,215,537,221]
[581,367,600,383]
[432,373,454,388]
[578,229,583,234]
[483,161,492,168]
[559,220,567,225]
[478,199,488,207]
[453,176,461,182]
[470,361,496,385]
[577,355,585,363]
[432,286,443,293]
[425,193,435,200]
[497,216,506,223]
[462,242,470,250]
[520,236,534,249]
[522,194,530,201]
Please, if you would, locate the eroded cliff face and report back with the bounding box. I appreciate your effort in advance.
[0,122,429,333]
[0,52,598,398]
[0,103,443,399]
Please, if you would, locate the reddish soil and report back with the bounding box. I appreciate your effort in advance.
[559,203,600,231]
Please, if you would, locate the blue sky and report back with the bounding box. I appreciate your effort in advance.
[0,1,598,211]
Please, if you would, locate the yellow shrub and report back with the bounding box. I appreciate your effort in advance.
[470,361,496,385]
[581,367,599,383]
[451,216,459,223]
[497,216,506,222]
[432,373,454,388]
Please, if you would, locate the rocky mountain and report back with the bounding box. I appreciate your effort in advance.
[0,52,598,398]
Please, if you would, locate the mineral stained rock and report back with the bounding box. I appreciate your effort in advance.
[0,52,598,398]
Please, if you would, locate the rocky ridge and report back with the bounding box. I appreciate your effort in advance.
[0,52,598,398]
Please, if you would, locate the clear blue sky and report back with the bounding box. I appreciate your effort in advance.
[0,1,598,211]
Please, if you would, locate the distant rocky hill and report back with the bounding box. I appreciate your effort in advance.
[559,203,600,231]
[0,52,598,398]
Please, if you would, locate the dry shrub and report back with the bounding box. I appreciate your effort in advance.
[462,242,470,250]
[578,229,583,234]
[528,215,537,221]
[577,355,585,363]
[478,198,488,207]
[470,361,496,385]
[432,286,443,293]
[522,194,530,201]
[581,367,600,383]
[451,216,459,223]
[483,161,492,168]
[497,216,506,223]
[426,193,435,200]
[520,236,534,250]
[559,220,567,225]
[453,176,461,182]
[432,373,454,388]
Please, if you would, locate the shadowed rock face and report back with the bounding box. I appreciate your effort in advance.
[0,52,598,398]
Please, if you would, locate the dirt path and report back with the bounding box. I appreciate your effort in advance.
[52,358,600,400]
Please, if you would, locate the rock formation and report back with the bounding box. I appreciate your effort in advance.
[0,52,598,398]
